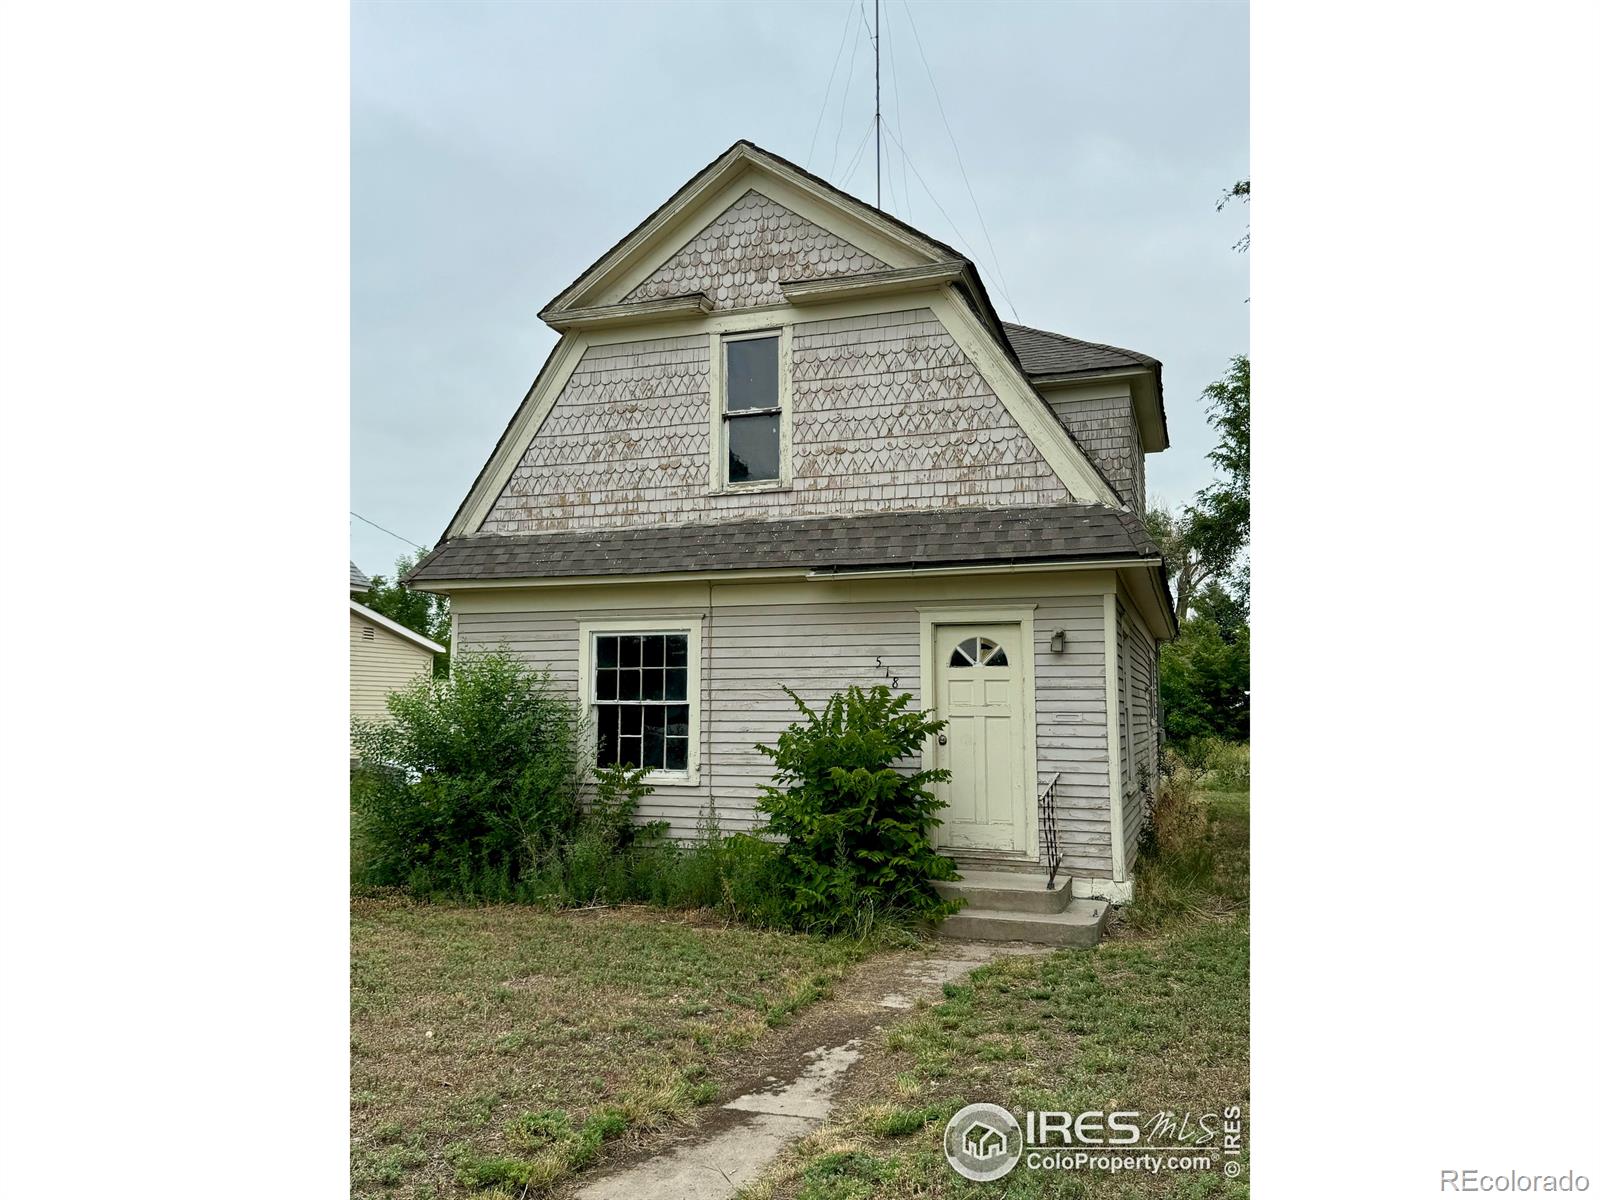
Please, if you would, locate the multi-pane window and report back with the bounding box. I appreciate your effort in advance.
[593,632,690,773]
[721,333,781,483]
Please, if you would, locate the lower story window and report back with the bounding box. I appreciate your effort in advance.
[592,632,691,772]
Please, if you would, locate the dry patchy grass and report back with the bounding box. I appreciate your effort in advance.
[738,794,1251,1200]
[351,900,871,1198]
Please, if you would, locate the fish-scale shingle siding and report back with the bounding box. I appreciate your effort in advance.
[622,190,888,309]
[480,308,1068,534]
[1046,392,1144,513]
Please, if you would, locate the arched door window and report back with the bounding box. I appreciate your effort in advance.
[948,636,1009,668]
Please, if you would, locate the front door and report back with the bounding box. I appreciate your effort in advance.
[932,623,1027,853]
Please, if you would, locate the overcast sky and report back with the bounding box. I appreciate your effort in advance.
[352,0,1248,578]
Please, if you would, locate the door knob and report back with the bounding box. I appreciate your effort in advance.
[937,733,948,745]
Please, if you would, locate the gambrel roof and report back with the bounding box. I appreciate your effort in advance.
[429,138,1168,547]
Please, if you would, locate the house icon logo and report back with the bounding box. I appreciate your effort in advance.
[944,1103,1023,1181]
[963,1120,1008,1160]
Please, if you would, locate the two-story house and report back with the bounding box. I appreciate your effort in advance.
[405,140,1175,916]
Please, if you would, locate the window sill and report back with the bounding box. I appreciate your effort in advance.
[639,769,698,788]
[707,482,792,497]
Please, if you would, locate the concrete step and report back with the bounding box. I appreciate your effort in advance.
[937,899,1111,948]
[935,869,1073,915]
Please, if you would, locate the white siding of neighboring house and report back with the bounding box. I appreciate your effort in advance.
[350,611,435,751]
[454,576,1120,881]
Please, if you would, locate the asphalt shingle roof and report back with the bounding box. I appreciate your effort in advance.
[406,503,1159,585]
[1002,322,1160,378]
[350,561,371,592]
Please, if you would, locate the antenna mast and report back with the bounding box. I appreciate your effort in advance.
[874,0,881,208]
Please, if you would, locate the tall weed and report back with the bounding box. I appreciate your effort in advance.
[756,685,960,935]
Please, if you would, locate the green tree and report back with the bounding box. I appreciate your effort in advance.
[1159,612,1250,748]
[1218,178,1250,252]
[358,550,451,676]
[1145,355,1250,619]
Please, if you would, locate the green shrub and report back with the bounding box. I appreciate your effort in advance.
[350,649,587,897]
[1190,736,1250,791]
[755,685,961,935]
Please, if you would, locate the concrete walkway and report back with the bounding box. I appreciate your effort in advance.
[573,940,1042,1200]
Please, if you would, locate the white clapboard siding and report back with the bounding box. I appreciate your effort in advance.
[452,607,729,836]
[456,587,1117,877]
[350,611,436,752]
[1116,600,1160,867]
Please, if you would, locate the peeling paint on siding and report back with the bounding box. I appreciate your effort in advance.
[454,588,1116,878]
[481,309,1068,533]
[1046,393,1144,513]
[622,189,888,310]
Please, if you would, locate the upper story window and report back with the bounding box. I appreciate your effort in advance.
[713,329,789,490]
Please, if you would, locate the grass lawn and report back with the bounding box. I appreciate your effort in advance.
[738,789,1251,1200]
[351,901,874,1198]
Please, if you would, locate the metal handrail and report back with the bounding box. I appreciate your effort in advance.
[1038,771,1063,891]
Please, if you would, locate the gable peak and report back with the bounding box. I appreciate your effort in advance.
[539,138,965,322]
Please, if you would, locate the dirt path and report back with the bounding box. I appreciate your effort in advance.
[564,940,1045,1200]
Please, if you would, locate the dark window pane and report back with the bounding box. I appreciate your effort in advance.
[728,413,779,482]
[666,704,690,739]
[643,707,665,769]
[725,336,778,411]
[596,636,617,669]
[948,649,971,668]
[665,635,688,668]
[596,668,617,701]
[619,636,641,668]
[665,666,687,701]
[665,737,688,772]
[644,668,665,702]
[619,669,641,701]
[621,706,643,737]
[987,647,1008,667]
[642,635,664,668]
[596,706,618,766]
[619,736,641,769]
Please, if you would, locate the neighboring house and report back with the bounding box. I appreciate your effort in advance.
[405,141,1175,902]
[350,560,444,751]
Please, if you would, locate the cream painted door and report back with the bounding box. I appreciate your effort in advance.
[932,624,1026,853]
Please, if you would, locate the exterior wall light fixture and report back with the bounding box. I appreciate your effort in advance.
[1049,629,1067,654]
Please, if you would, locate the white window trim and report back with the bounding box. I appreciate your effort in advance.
[577,616,703,787]
[706,325,793,494]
